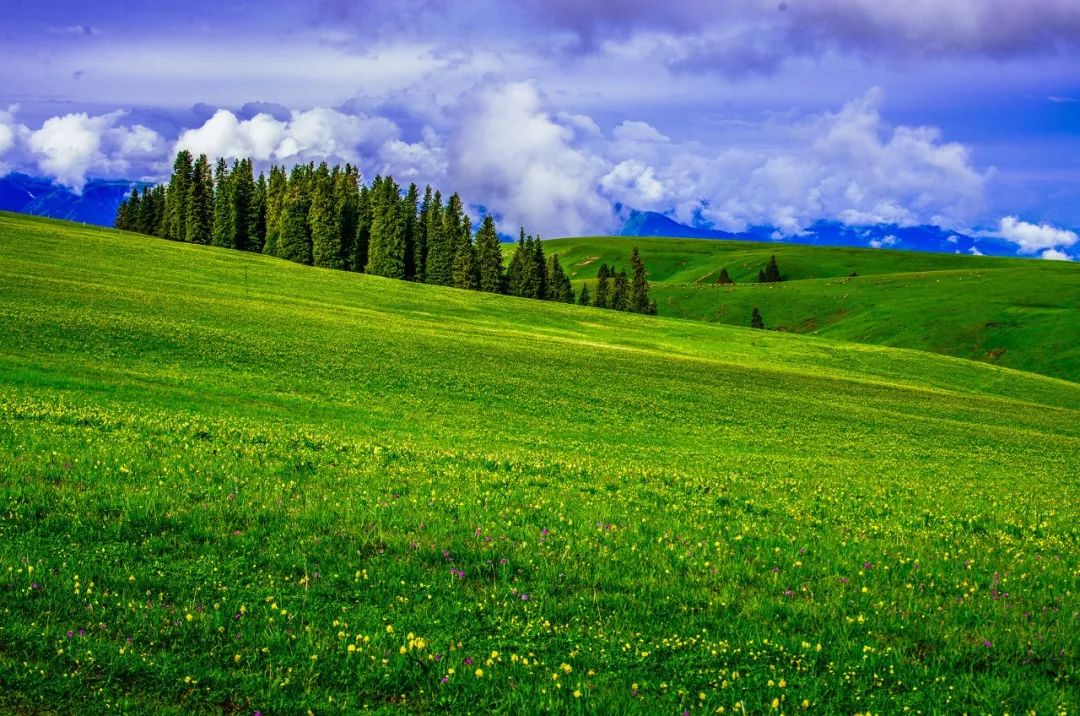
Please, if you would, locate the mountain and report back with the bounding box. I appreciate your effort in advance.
[0,173,147,227]
[619,210,1024,257]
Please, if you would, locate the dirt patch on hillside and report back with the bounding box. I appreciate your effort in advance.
[575,256,600,267]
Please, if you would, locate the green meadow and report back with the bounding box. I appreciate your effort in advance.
[2,212,1078,714]
[541,236,1080,381]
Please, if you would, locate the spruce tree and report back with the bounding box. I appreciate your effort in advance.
[352,183,372,272]
[250,172,267,252]
[230,159,256,251]
[426,192,463,286]
[310,166,343,269]
[717,267,734,285]
[263,166,288,256]
[334,166,360,270]
[628,246,651,313]
[211,158,234,248]
[185,154,213,245]
[422,190,445,284]
[759,255,782,283]
[594,264,611,308]
[367,177,408,278]
[506,229,527,297]
[137,187,155,235]
[277,183,313,265]
[751,307,765,329]
[531,236,548,300]
[164,150,193,241]
[610,269,630,311]
[452,224,479,290]
[578,284,591,306]
[474,215,504,293]
[401,183,419,280]
[414,186,432,282]
[547,253,573,303]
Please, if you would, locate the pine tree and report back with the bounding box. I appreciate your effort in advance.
[594,264,611,308]
[310,165,343,269]
[717,267,734,285]
[401,183,419,280]
[531,237,548,300]
[506,229,528,297]
[610,269,630,311]
[334,166,360,270]
[578,284,591,306]
[263,166,288,256]
[367,176,407,278]
[414,186,432,282]
[474,215,504,293]
[422,190,445,284]
[185,154,213,245]
[427,193,462,286]
[164,150,193,241]
[352,183,372,272]
[751,307,765,329]
[277,183,313,265]
[137,187,155,235]
[759,255,782,283]
[628,246,651,313]
[547,253,574,303]
[230,159,256,251]
[211,158,234,248]
[250,172,267,252]
[452,223,479,290]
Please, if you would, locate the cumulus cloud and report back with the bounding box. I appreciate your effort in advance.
[17,110,166,192]
[448,82,614,237]
[869,235,898,249]
[1040,248,1074,261]
[997,216,1079,253]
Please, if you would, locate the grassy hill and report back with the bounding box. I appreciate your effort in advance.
[538,236,1080,381]
[2,212,1078,714]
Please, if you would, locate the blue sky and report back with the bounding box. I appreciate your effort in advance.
[1,0,1079,257]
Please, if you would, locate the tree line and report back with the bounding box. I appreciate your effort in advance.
[116,151,652,307]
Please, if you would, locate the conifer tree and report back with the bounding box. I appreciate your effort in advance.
[367,177,408,278]
[310,166,343,269]
[717,267,734,285]
[250,172,267,252]
[594,264,611,308]
[751,307,765,329]
[230,159,256,251]
[506,229,528,297]
[578,284,591,306]
[401,183,419,280]
[334,166,359,269]
[426,192,462,286]
[547,254,574,303]
[422,190,445,284]
[263,166,288,256]
[211,158,234,248]
[629,246,651,313]
[277,183,313,265]
[414,186,432,282]
[352,183,372,272]
[474,215,504,293]
[610,269,630,311]
[137,187,155,235]
[185,154,213,245]
[452,222,479,290]
[164,150,193,241]
[759,255,782,283]
[531,236,548,300]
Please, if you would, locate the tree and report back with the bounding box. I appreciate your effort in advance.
[474,215,504,293]
[427,192,463,286]
[594,264,611,308]
[277,183,313,265]
[401,183,419,280]
[422,190,445,285]
[610,269,630,311]
[310,165,343,269]
[414,186,432,282]
[532,237,548,300]
[717,267,734,285]
[250,172,267,252]
[263,166,288,256]
[628,246,652,313]
[185,154,213,245]
[334,166,359,269]
[751,307,765,329]
[547,253,574,303]
[231,159,256,251]
[164,150,193,241]
[759,255,782,283]
[578,284,591,306]
[211,158,234,248]
[452,220,479,290]
[367,176,408,278]
[352,183,372,272]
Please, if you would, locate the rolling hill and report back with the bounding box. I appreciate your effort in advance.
[542,236,1080,381]
[1,212,1077,713]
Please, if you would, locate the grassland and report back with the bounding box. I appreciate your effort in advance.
[539,236,1080,381]
[2,211,1078,714]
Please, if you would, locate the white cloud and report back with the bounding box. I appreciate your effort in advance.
[997,216,1079,254]
[448,82,613,237]
[1040,248,1074,261]
[969,246,984,256]
[869,234,898,248]
[24,110,165,192]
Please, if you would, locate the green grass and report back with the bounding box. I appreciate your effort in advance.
[538,236,1080,381]
[2,211,1078,714]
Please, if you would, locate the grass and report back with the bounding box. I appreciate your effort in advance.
[538,236,1080,381]
[2,211,1078,714]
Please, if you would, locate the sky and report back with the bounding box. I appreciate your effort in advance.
[1,0,1079,258]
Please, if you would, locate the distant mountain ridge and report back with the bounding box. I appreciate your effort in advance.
[0,173,147,227]
[620,210,1025,258]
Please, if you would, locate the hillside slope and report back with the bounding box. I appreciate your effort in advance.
[541,236,1080,381]
[1,213,1078,714]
